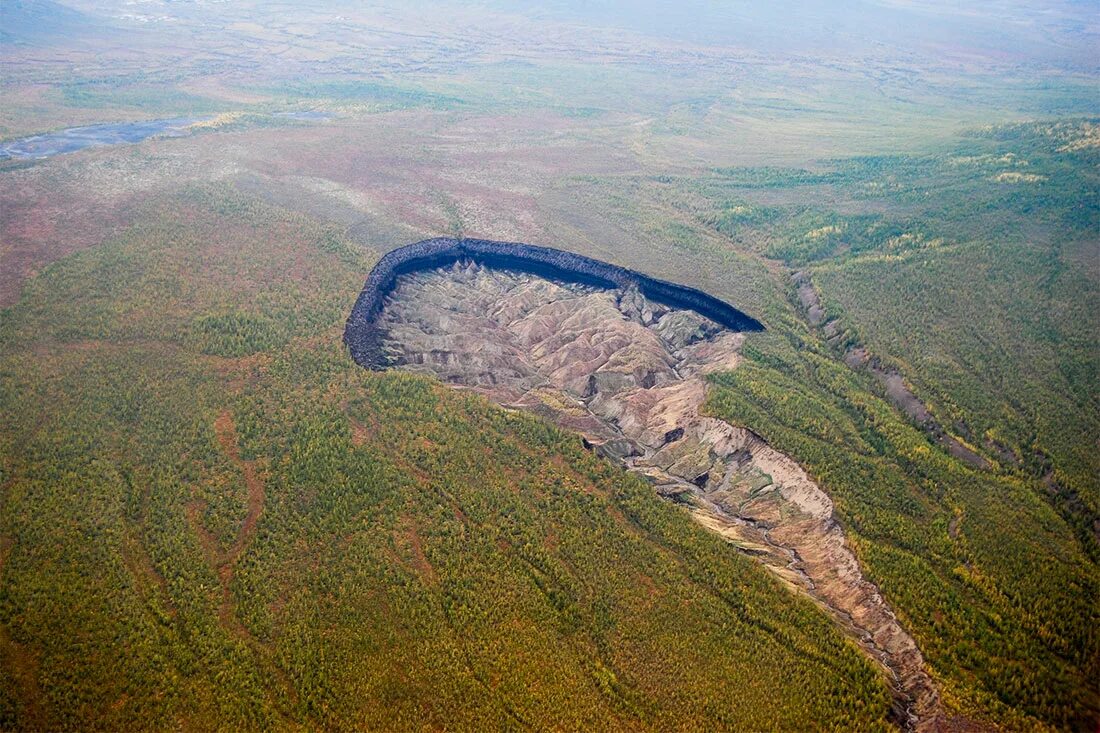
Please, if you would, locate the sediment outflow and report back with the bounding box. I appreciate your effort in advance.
[354,260,944,730]
[344,237,764,369]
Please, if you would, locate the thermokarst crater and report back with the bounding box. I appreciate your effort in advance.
[345,238,943,730]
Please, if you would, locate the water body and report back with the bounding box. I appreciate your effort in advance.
[0,118,203,161]
[0,111,333,161]
[274,110,332,121]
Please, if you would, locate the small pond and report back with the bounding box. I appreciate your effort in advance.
[0,117,201,160]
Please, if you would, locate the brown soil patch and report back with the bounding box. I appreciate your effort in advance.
[394,515,437,585]
[0,625,47,728]
[187,410,268,639]
[349,418,372,447]
[185,498,220,567]
[636,572,660,601]
[214,410,266,566]
[120,532,178,619]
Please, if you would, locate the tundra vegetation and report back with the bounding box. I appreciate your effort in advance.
[1,1,1098,730]
[695,122,1100,730]
[0,193,894,730]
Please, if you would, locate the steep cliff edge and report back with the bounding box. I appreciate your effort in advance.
[354,256,944,730]
[344,238,763,369]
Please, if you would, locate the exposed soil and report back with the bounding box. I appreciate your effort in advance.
[393,516,438,585]
[372,260,945,730]
[120,531,178,620]
[0,624,47,729]
[344,237,763,369]
[188,410,267,639]
[213,411,266,569]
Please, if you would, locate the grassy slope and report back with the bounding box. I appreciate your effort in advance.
[707,122,1099,511]
[538,120,1099,729]
[706,333,1098,730]
[0,188,892,730]
[677,122,1100,729]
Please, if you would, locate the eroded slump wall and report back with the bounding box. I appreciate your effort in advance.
[361,262,944,730]
[343,237,765,369]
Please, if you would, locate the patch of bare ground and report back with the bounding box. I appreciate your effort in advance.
[109,459,178,623]
[0,628,47,728]
[346,407,381,447]
[211,352,272,395]
[948,513,961,540]
[185,498,220,568]
[392,516,437,585]
[349,418,371,447]
[378,263,947,731]
[185,411,305,718]
[185,411,267,639]
[0,551,47,731]
[120,531,177,621]
[210,410,266,638]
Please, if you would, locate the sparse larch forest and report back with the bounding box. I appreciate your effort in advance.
[1,1,1097,731]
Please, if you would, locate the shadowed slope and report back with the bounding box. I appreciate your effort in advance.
[344,237,764,369]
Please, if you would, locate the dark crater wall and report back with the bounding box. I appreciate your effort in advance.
[345,237,764,369]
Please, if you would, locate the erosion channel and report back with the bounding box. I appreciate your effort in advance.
[345,238,943,730]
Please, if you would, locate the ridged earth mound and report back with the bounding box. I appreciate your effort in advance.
[350,256,944,731]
